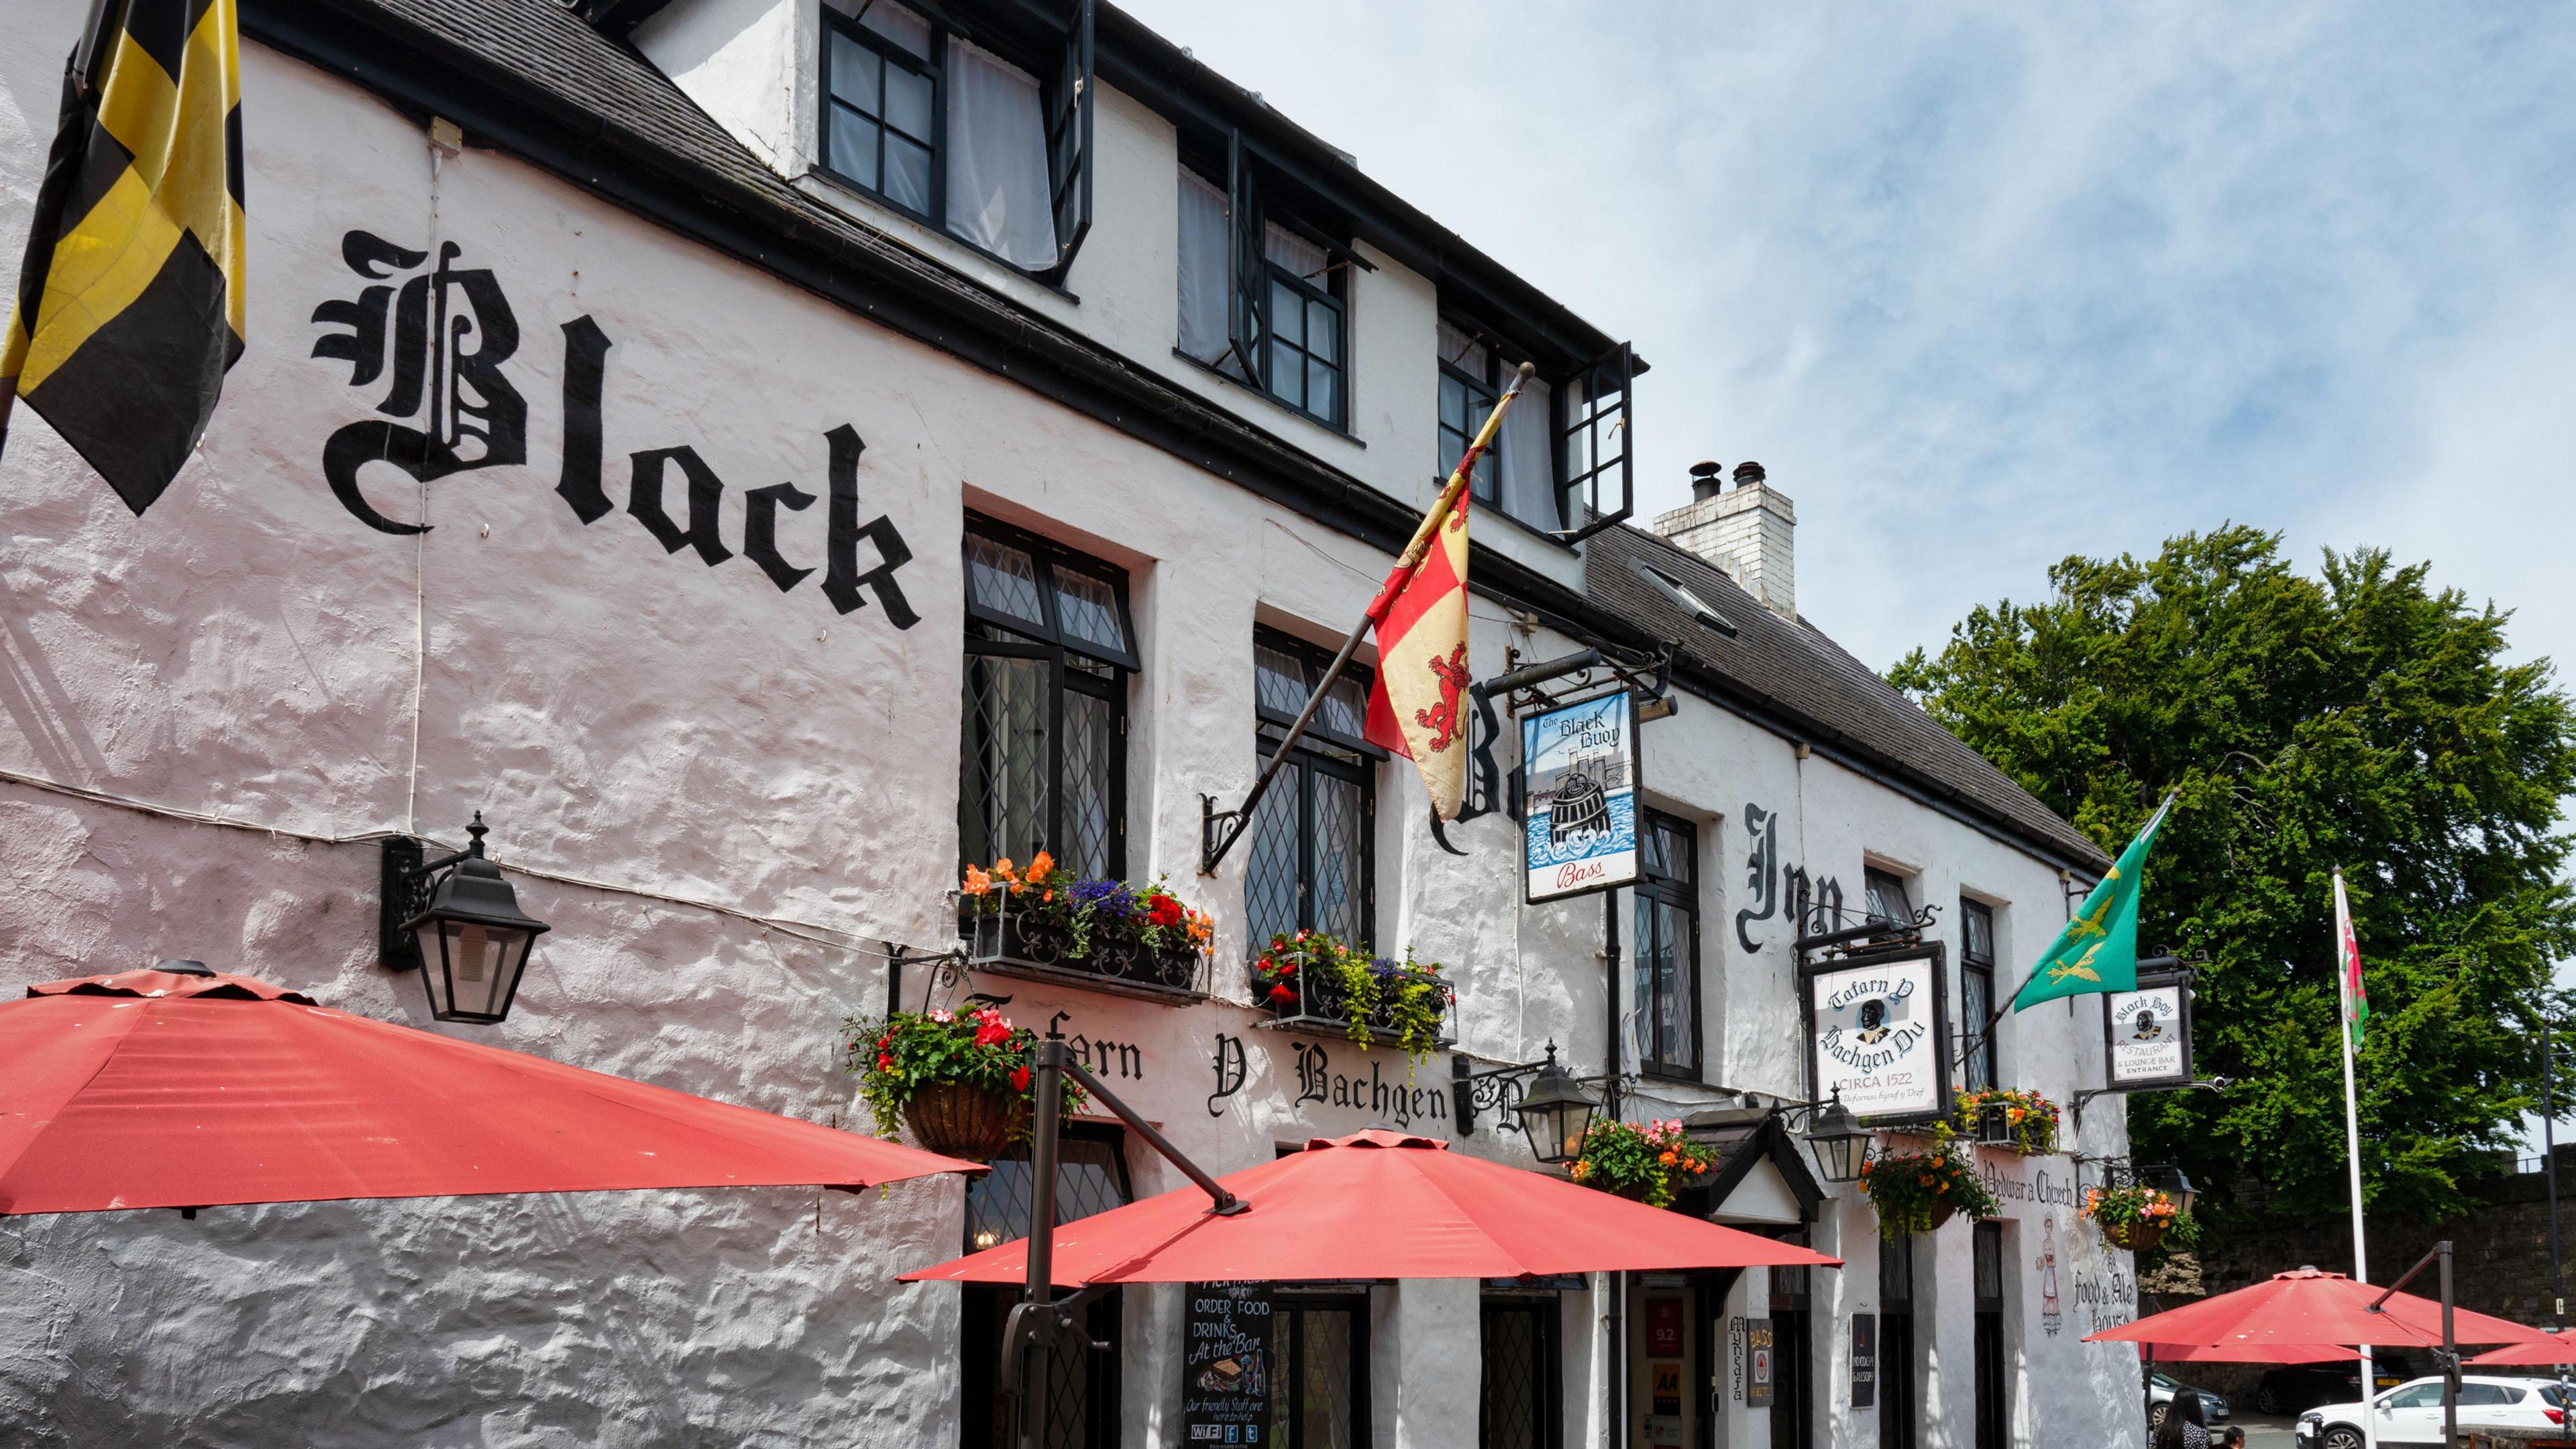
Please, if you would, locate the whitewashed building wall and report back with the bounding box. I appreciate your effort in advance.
[0,1,2144,1444]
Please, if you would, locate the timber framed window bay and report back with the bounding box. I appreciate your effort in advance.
[960,517,1135,881]
[819,0,1094,283]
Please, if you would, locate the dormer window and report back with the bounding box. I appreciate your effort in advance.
[1434,315,1634,543]
[819,0,1094,283]
[1177,140,1364,433]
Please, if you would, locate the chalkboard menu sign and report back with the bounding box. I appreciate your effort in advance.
[1181,1283,1273,1444]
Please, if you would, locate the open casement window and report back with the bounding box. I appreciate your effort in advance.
[1246,628,1380,951]
[1438,317,1562,534]
[1862,867,1914,928]
[1959,898,1998,1092]
[1215,134,1355,429]
[961,517,1136,881]
[1555,340,1635,543]
[819,0,1095,284]
[1631,808,1702,1079]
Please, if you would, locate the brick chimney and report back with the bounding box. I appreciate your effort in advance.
[1650,461,1796,620]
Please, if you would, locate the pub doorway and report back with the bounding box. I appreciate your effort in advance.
[1768,1257,1815,1449]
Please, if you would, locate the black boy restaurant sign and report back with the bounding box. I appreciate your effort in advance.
[1803,947,1951,1122]
[307,231,917,627]
[2102,967,2196,1091]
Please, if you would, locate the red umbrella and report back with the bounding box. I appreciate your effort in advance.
[2143,1342,2355,1364]
[2471,1330,2576,1366]
[903,1127,1841,1287]
[2086,1268,2550,1352]
[0,965,977,1214]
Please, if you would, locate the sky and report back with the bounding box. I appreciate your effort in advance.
[1118,1,2576,1147]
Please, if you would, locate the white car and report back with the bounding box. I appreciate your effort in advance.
[2294,1375,2571,1448]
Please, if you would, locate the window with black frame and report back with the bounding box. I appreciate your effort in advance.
[1270,1291,1370,1449]
[1878,1234,1917,1449]
[1245,629,1378,949]
[961,519,1136,881]
[1477,1295,1560,1449]
[1863,867,1915,928]
[1438,318,1564,535]
[1632,808,1701,1079]
[1259,222,1347,428]
[818,0,1095,280]
[959,1126,1132,1449]
[1972,1222,2008,1449]
[1960,898,1998,1093]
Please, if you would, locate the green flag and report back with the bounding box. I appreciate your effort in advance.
[2012,795,2174,1012]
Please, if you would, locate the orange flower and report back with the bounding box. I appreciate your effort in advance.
[1570,1161,1592,1181]
[1026,850,1055,884]
[963,865,992,895]
[1658,1150,1678,1166]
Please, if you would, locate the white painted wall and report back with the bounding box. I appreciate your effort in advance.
[0,7,2137,1446]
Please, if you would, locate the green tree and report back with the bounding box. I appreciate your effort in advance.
[1888,526,2576,1221]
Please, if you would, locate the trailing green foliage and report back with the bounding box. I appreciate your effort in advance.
[1888,527,2576,1220]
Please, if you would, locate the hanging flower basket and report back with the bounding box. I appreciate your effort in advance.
[2082,1181,2197,1255]
[1861,1124,2003,1238]
[1953,1088,2061,1156]
[843,1005,1083,1161]
[904,1080,1028,1161]
[2103,1218,2167,1253]
[1567,1119,1715,1210]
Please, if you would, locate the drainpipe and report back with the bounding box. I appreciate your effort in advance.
[1604,890,1624,1446]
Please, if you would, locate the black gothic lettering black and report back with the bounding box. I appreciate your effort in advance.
[820,425,918,627]
[627,446,733,566]
[743,481,816,591]
[556,316,612,524]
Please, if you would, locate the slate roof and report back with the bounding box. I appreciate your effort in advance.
[257,0,2104,873]
[1586,525,2108,871]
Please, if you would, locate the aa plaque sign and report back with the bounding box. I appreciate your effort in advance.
[1521,692,1640,904]
[1804,947,1951,1123]
[2103,969,2195,1090]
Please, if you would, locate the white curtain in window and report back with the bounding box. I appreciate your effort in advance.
[1177,167,1231,364]
[1496,373,1556,529]
[944,38,1057,269]
[1263,221,1328,284]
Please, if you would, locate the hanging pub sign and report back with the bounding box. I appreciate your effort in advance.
[1181,1283,1273,1443]
[1521,691,1640,904]
[2102,967,2196,1091]
[1803,946,1953,1124]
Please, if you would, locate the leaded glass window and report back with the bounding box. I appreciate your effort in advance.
[961,517,1133,880]
[1960,898,1998,1093]
[1864,867,1914,928]
[1270,1293,1369,1449]
[959,1128,1129,1449]
[1245,628,1378,950]
[1478,1297,1560,1449]
[1632,809,1701,1079]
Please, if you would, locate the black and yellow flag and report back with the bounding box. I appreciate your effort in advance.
[0,0,245,515]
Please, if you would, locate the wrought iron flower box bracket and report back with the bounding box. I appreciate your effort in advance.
[954,895,1211,1004]
[1250,958,1460,1051]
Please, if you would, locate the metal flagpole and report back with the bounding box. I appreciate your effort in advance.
[2335,869,2377,1449]
[1199,362,1536,875]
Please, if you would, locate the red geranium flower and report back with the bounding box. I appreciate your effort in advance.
[1268,983,1295,1003]
[1148,896,1185,928]
[875,1053,894,1071]
[1012,1065,1032,1092]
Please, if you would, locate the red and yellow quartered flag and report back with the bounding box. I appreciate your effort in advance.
[0,0,246,515]
[1362,363,1536,818]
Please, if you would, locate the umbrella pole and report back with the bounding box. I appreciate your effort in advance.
[2367,1240,2460,1449]
[1020,1038,1067,1449]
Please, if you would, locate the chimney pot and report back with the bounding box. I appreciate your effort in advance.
[1650,459,1796,621]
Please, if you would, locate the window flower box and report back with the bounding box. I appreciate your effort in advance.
[1954,1087,2061,1157]
[1248,932,1456,1060]
[955,855,1214,1002]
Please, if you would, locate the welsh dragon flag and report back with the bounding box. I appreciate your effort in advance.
[2333,869,2369,1049]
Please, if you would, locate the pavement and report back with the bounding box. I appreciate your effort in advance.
[2235,1411,2302,1448]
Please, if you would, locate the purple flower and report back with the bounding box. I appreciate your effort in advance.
[1066,878,1138,918]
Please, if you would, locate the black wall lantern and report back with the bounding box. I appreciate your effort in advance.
[380,812,549,1024]
[1801,1091,1873,1184]
[2147,1163,2199,1216]
[1512,1042,1604,1166]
